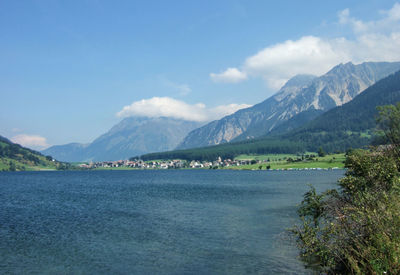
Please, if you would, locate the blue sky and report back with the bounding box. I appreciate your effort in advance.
[1,0,400,149]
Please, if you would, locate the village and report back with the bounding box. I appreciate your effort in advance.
[75,152,345,170]
[78,157,262,170]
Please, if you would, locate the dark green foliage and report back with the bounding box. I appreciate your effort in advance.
[376,102,400,148]
[292,103,400,274]
[9,161,16,171]
[56,162,73,170]
[136,138,305,161]
[285,130,370,153]
[318,147,326,157]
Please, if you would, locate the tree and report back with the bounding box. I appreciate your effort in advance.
[292,103,400,274]
[317,147,326,157]
[376,102,400,157]
[376,103,400,144]
[9,161,16,171]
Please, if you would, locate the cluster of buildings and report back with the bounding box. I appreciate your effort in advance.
[188,157,260,168]
[78,157,262,169]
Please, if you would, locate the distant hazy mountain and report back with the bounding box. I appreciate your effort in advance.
[42,143,89,162]
[42,117,202,162]
[178,62,400,149]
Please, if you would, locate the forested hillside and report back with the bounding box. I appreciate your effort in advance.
[136,138,304,161]
[0,135,63,171]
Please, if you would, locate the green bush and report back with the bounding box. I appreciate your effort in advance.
[292,103,400,274]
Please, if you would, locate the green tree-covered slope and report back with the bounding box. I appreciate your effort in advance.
[137,138,304,161]
[0,135,63,171]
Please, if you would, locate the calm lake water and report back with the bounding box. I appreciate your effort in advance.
[0,169,344,274]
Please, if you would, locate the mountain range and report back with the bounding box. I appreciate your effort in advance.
[139,68,400,161]
[42,61,400,162]
[42,117,202,162]
[177,61,400,149]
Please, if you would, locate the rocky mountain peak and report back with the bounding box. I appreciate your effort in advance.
[177,61,400,150]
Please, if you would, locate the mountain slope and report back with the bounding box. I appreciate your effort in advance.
[42,117,203,162]
[139,69,400,161]
[41,143,89,162]
[0,135,61,171]
[266,109,325,136]
[281,69,400,152]
[178,62,400,149]
[177,74,316,149]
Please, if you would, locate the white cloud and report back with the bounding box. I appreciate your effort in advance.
[210,67,248,83]
[244,36,350,89]
[211,3,400,90]
[116,97,251,122]
[386,3,400,21]
[11,134,50,150]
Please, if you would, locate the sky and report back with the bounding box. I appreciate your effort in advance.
[1,0,400,150]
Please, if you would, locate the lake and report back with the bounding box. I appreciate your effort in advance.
[0,169,344,274]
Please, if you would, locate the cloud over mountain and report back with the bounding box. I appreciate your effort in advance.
[211,3,400,90]
[244,36,347,89]
[116,97,251,122]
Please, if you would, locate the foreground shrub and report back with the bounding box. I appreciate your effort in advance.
[292,103,400,274]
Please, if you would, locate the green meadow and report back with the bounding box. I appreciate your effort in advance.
[230,153,346,170]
